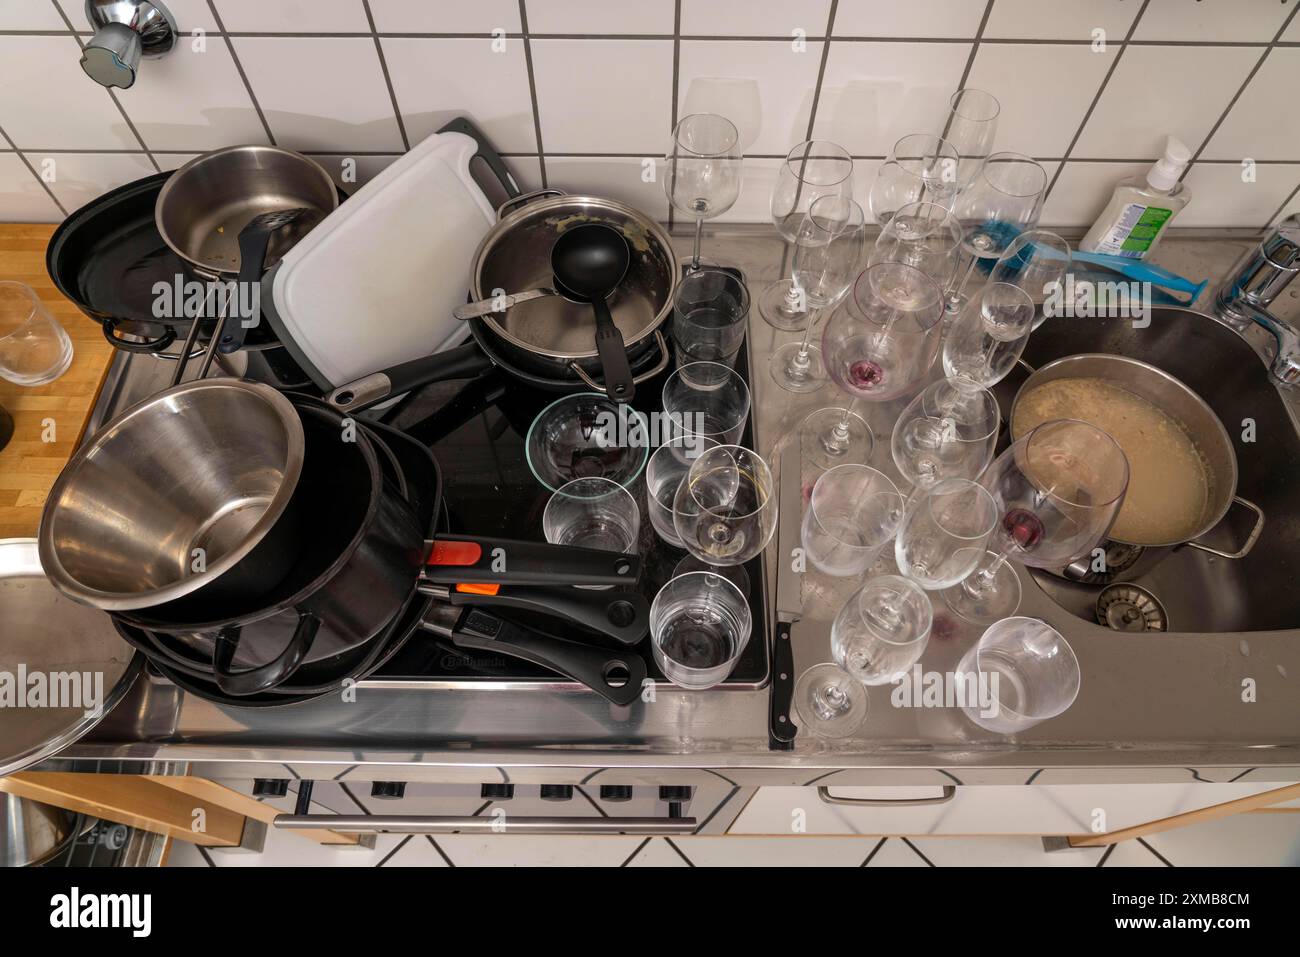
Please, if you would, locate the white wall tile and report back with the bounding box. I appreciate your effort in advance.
[1204,49,1300,161]
[812,41,971,156]
[908,836,1105,867]
[677,40,822,157]
[865,838,930,866]
[710,156,781,223]
[544,155,669,220]
[1041,161,1151,227]
[0,153,64,221]
[156,153,203,170]
[307,153,400,191]
[0,36,137,149]
[367,0,521,33]
[681,0,832,37]
[983,0,1139,41]
[1144,810,1300,866]
[1076,45,1260,159]
[1178,161,1300,228]
[382,37,536,152]
[0,0,67,29]
[667,836,873,866]
[435,835,647,866]
[526,0,676,35]
[56,0,220,32]
[965,43,1115,159]
[833,0,985,38]
[231,36,404,150]
[1133,0,1294,42]
[531,39,673,153]
[26,151,156,211]
[213,0,371,33]
[116,41,267,151]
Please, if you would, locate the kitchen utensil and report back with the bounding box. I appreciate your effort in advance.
[40,379,306,612]
[761,140,854,330]
[942,281,1038,387]
[866,133,959,226]
[943,418,1130,623]
[890,377,1000,490]
[0,538,139,777]
[216,207,307,355]
[868,201,964,291]
[524,392,650,493]
[453,287,557,320]
[800,465,904,577]
[673,445,778,569]
[650,571,752,689]
[551,223,635,401]
[0,281,74,385]
[0,795,77,867]
[769,441,802,748]
[645,436,717,548]
[663,361,751,447]
[957,617,1080,734]
[543,477,640,555]
[938,88,1000,193]
[770,196,868,393]
[665,113,743,271]
[671,267,749,369]
[895,478,999,589]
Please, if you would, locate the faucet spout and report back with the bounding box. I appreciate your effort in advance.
[1213,216,1300,387]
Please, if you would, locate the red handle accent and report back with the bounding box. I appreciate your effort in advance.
[454,582,500,596]
[428,540,483,567]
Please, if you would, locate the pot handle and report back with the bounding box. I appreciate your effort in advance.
[570,330,670,393]
[496,187,564,221]
[425,536,641,588]
[1183,495,1265,560]
[101,319,176,354]
[419,582,649,646]
[326,342,494,414]
[211,613,321,696]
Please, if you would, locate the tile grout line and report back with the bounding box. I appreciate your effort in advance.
[1041,0,1152,204]
[374,834,413,866]
[619,836,653,866]
[952,0,996,95]
[424,834,456,866]
[0,122,69,218]
[801,0,840,145]
[362,0,410,151]
[517,0,546,187]
[663,836,695,866]
[1095,843,1116,867]
[206,0,277,146]
[900,836,937,867]
[668,0,682,231]
[859,836,889,866]
[1137,837,1176,867]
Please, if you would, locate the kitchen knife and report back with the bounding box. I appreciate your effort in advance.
[769,444,802,749]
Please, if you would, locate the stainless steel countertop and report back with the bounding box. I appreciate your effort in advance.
[49,226,1300,783]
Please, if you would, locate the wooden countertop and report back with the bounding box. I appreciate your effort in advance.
[0,224,116,538]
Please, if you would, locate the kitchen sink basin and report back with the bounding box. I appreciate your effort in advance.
[993,306,1300,633]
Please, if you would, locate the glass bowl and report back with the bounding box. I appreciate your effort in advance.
[525,392,650,493]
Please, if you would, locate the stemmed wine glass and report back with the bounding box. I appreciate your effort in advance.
[893,477,999,590]
[868,200,965,291]
[939,88,1000,194]
[867,134,959,226]
[890,376,1000,492]
[943,418,1130,624]
[987,229,1071,330]
[768,196,867,394]
[803,262,945,470]
[760,140,854,330]
[941,281,1037,388]
[945,152,1048,312]
[665,113,743,271]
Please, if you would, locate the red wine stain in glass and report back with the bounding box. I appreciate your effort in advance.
[1002,508,1045,550]
[848,359,884,389]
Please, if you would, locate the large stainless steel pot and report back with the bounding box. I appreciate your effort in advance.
[1010,354,1264,582]
[0,795,76,867]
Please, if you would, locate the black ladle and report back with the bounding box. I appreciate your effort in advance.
[550,223,635,402]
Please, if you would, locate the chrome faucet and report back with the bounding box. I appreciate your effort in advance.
[1214,216,1300,387]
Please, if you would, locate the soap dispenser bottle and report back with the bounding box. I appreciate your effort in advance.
[1080,136,1192,259]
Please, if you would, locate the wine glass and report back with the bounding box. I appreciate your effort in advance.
[760,140,854,330]
[868,200,965,291]
[988,229,1071,330]
[803,262,945,470]
[941,281,1037,388]
[893,478,998,589]
[942,418,1130,624]
[768,196,867,394]
[958,617,1080,734]
[867,133,959,226]
[673,444,777,569]
[939,88,1000,194]
[665,113,743,271]
[890,376,1000,491]
[794,574,933,738]
[945,152,1048,312]
[800,465,905,577]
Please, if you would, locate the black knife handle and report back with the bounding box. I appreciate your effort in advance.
[769,620,797,750]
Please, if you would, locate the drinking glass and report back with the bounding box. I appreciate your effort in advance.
[957,617,1080,734]
[988,229,1071,330]
[663,361,751,446]
[800,465,905,577]
[542,477,640,554]
[943,419,1130,624]
[890,377,1000,490]
[866,134,959,225]
[760,140,854,330]
[651,571,752,689]
[794,574,933,738]
[941,281,1037,388]
[646,436,717,548]
[868,200,965,291]
[0,281,74,385]
[672,267,749,370]
[768,196,867,393]
[673,445,777,568]
[939,88,1000,194]
[803,262,945,470]
[945,152,1048,311]
[665,113,743,271]
[894,478,998,590]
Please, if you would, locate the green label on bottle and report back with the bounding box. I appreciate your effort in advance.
[1119,206,1173,253]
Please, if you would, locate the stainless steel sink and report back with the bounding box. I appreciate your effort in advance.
[994,306,1300,633]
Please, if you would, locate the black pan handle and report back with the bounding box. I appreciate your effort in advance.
[101,319,176,354]
[432,584,649,646]
[422,606,646,706]
[424,535,640,587]
[326,342,494,413]
[591,296,635,402]
[211,614,321,696]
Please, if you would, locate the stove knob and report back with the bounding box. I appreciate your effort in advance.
[658,786,693,802]
[252,778,290,798]
[540,785,574,802]
[370,781,406,800]
[600,785,633,802]
[480,783,515,801]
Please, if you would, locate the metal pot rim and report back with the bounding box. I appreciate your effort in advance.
[1010,352,1237,548]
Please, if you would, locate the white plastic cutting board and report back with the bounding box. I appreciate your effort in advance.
[268,132,496,388]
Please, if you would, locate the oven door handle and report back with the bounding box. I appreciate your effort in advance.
[273,814,696,835]
[816,786,957,807]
